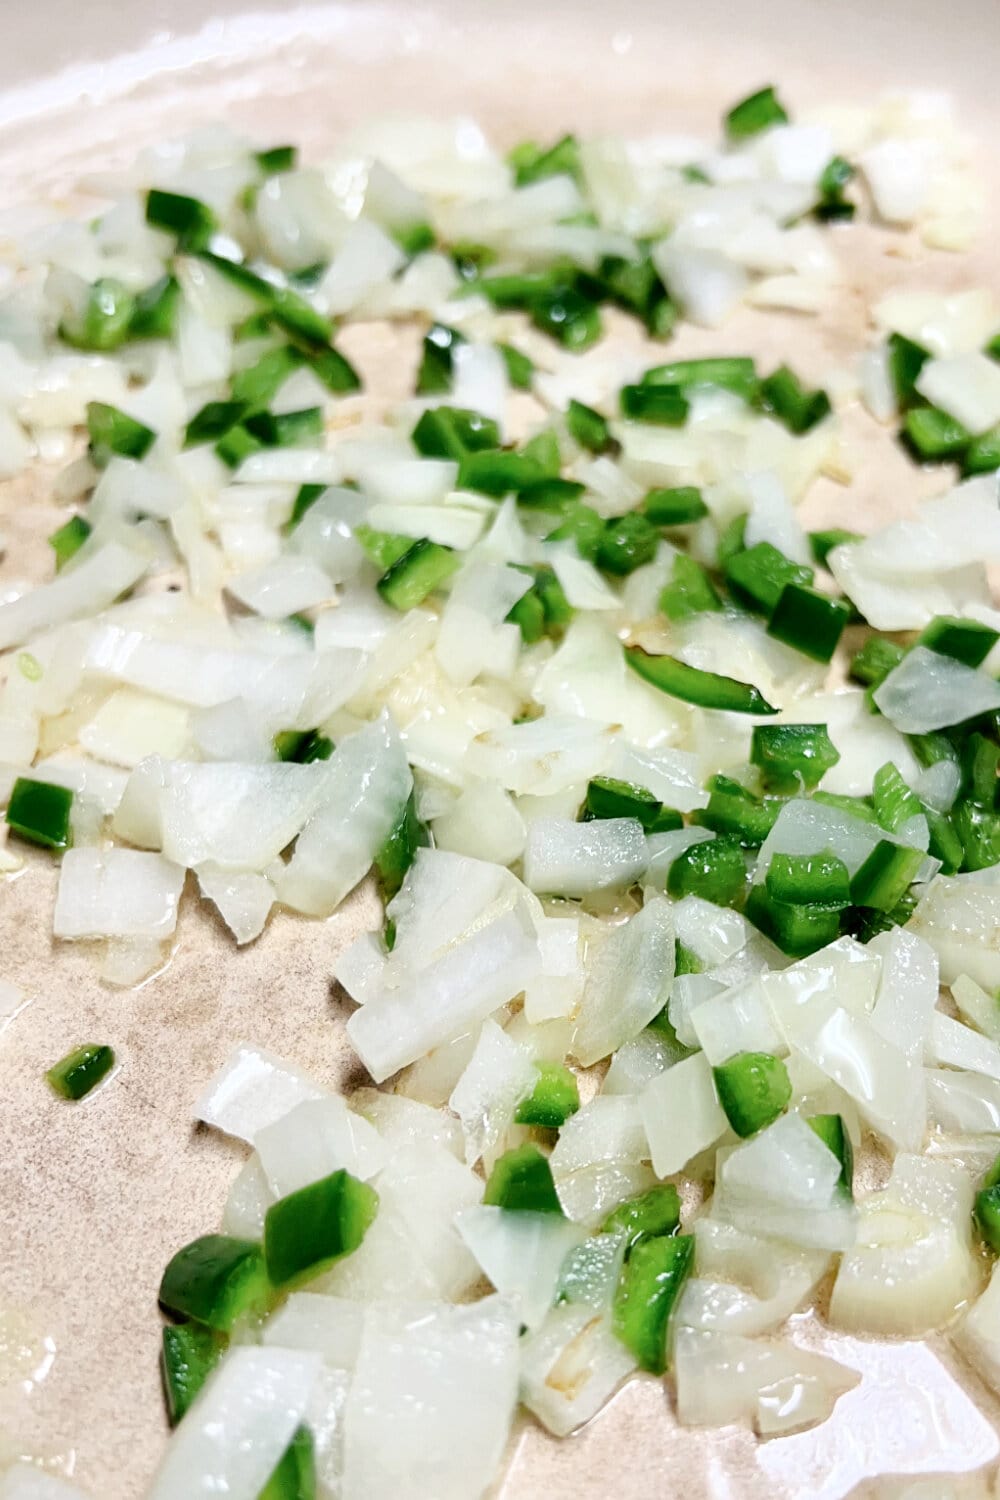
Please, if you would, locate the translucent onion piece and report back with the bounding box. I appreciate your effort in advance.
[874,647,1000,735]
[53,847,184,940]
[148,1346,321,1500]
[519,1303,636,1438]
[340,1297,520,1500]
[830,1154,980,1336]
[255,1096,388,1197]
[0,542,148,651]
[523,816,648,899]
[455,1207,586,1329]
[674,1327,859,1436]
[194,1043,326,1143]
[639,1052,728,1178]
[572,896,674,1065]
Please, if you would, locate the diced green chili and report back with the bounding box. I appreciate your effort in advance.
[6,776,73,849]
[259,1426,315,1500]
[886,331,931,410]
[809,528,860,568]
[641,356,758,402]
[849,635,905,688]
[659,554,723,622]
[902,406,972,462]
[725,86,789,139]
[514,1062,581,1129]
[667,836,747,905]
[48,515,92,571]
[713,1052,792,1137]
[760,366,832,434]
[695,789,780,848]
[412,405,501,459]
[724,541,814,615]
[230,345,305,408]
[265,1169,378,1290]
[46,1043,114,1101]
[483,1143,563,1214]
[814,156,856,221]
[159,1235,270,1331]
[509,134,582,187]
[750,722,840,792]
[918,615,999,669]
[160,1324,223,1427]
[517,477,585,513]
[596,514,659,575]
[376,538,459,611]
[184,400,249,447]
[643,486,709,526]
[375,790,430,901]
[953,799,1000,873]
[146,188,218,250]
[612,1233,694,1374]
[872,762,923,833]
[765,851,850,907]
[602,1184,681,1253]
[59,278,136,352]
[964,425,1000,477]
[619,383,689,426]
[356,527,424,570]
[86,401,156,466]
[416,323,465,395]
[497,342,534,389]
[625,646,777,715]
[767,582,851,662]
[256,144,297,176]
[849,839,924,910]
[566,398,614,454]
[547,504,605,561]
[744,883,843,957]
[807,1113,854,1193]
[129,274,181,341]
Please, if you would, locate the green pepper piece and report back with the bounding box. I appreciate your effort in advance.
[750,722,840,793]
[129,274,181,341]
[159,1235,270,1331]
[902,406,972,462]
[667,837,746,906]
[376,538,459,611]
[744,884,844,958]
[641,357,758,402]
[767,583,851,663]
[412,406,501,459]
[849,839,924,911]
[886,332,930,410]
[643,486,709,526]
[619,383,689,426]
[6,776,73,849]
[259,1425,316,1500]
[602,1184,681,1253]
[514,1062,580,1129]
[760,366,831,434]
[713,1052,792,1137]
[264,1169,379,1290]
[624,646,777,715]
[160,1324,223,1426]
[807,1113,854,1194]
[46,1043,114,1101]
[86,401,156,467]
[809,528,860,568]
[375,790,430,901]
[566,398,614,454]
[659,554,723,623]
[48,516,92,571]
[596,514,659,575]
[725,542,815,616]
[59,277,136,352]
[918,615,999,669]
[765,851,850,908]
[483,1144,563,1214]
[725,85,789,139]
[612,1233,694,1374]
[146,188,217,250]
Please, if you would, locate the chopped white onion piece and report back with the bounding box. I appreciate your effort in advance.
[340,1297,519,1500]
[674,1327,859,1436]
[53,847,184,940]
[639,1052,728,1178]
[519,1302,635,1438]
[572,896,674,1065]
[874,647,1000,735]
[523,816,647,898]
[456,1207,586,1330]
[148,1346,321,1500]
[194,1043,326,1144]
[255,1096,387,1197]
